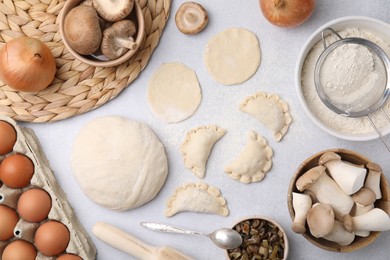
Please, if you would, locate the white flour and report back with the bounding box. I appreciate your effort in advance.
[301,28,390,135]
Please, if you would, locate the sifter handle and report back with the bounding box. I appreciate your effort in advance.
[367,110,390,153]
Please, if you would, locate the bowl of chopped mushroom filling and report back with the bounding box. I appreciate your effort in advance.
[226,215,289,260]
[288,148,390,252]
[59,0,145,67]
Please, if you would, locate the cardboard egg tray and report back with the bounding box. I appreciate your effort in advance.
[0,116,96,259]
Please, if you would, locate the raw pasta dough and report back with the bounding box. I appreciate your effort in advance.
[147,62,202,123]
[71,116,168,211]
[240,92,292,141]
[180,125,226,178]
[204,28,261,85]
[165,182,229,217]
[225,131,273,183]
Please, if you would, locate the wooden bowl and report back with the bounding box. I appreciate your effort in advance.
[59,0,145,67]
[225,215,289,259]
[287,148,390,252]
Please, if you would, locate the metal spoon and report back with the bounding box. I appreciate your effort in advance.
[140,222,242,250]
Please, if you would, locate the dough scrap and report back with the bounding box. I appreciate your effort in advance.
[224,131,273,184]
[71,116,168,211]
[147,62,202,123]
[240,92,292,141]
[180,125,226,178]
[165,182,229,217]
[204,28,261,85]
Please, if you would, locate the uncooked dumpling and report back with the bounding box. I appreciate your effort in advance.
[204,28,261,85]
[224,131,273,184]
[240,92,292,141]
[180,125,226,178]
[71,116,168,211]
[165,182,229,217]
[147,62,202,123]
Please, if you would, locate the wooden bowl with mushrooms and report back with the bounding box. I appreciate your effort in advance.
[287,148,390,252]
[59,0,145,67]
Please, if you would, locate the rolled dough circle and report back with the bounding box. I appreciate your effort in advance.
[147,62,202,123]
[204,28,261,85]
[70,116,168,211]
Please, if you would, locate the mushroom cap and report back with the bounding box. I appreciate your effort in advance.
[366,162,382,172]
[296,165,326,192]
[175,2,208,34]
[318,151,341,165]
[352,187,376,206]
[64,5,102,55]
[101,19,137,60]
[342,214,354,233]
[307,203,335,238]
[93,0,134,22]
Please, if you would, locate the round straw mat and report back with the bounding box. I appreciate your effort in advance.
[0,0,171,122]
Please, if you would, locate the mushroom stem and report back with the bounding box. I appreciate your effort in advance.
[291,192,312,234]
[323,220,355,246]
[320,152,366,195]
[115,37,137,50]
[365,163,382,199]
[296,166,354,220]
[352,203,374,216]
[352,208,390,232]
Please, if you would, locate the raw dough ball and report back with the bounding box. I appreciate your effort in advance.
[204,28,261,85]
[71,116,168,211]
[147,62,202,123]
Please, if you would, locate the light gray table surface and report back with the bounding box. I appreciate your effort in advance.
[23,0,390,259]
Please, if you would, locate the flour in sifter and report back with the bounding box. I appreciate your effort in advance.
[301,28,390,135]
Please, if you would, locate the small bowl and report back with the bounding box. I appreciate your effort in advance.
[59,0,145,67]
[225,215,289,259]
[287,148,390,252]
[295,16,390,141]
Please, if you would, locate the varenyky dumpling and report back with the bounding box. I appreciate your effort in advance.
[180,125,226,178]
[165,182,229,217]
[240,92,292,141]
[224,131,273,184]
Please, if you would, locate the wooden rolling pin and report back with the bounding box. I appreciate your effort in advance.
[93,222,193,260]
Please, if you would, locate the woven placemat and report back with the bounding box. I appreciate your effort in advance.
[0,0,171,122]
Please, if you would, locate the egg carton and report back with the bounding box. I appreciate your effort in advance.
[0,116,96,259]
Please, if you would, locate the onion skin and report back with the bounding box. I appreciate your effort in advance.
[0,37,56,92]
[259,0,316,28]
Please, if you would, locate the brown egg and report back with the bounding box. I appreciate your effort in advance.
[0,120,17,155]
[57,253,83,260]
[0,204,19,241]
[17,188,52,223]
[2,239,37,260]
[0,153,34,188]
[34,220,70,256]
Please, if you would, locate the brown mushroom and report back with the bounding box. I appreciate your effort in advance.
[92,0,134,22]
[175,2,208,34]
[101,20,137,60]
[352,187,376,207]
[64,5,102,55]
[306,203,335,238]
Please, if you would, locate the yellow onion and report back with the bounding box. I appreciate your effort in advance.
[0,37,56,92]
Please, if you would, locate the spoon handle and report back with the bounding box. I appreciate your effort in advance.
[140,222,203,236]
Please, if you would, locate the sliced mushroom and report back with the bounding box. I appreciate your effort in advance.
[64,5,102,55]
[92,0,134,22]
[101,19,137,60]
[306,203,335,238]
[175,2,208,34]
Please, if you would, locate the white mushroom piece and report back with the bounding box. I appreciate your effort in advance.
[319,152,367,195]
[63,5,102,55]
[364,162,382,199]
[322,220,355,246]
[352,208,390,233]
[296,165,354,220]
[101,20,137,60]
[306,203,335,238]
[175,2,208,34]
[291,192,312,234]
[92,0,134,22]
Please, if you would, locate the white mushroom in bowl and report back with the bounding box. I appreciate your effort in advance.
[92,0,134,22]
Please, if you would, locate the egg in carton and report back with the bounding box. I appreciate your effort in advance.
[0,116,96,259]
